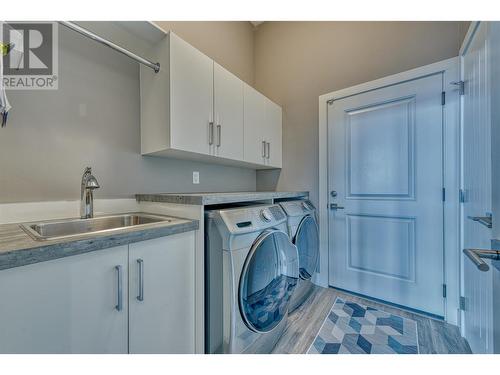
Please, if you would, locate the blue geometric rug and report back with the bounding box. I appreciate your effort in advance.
[308,298,419,354]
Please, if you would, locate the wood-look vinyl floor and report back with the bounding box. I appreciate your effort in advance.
[272,286,472,354]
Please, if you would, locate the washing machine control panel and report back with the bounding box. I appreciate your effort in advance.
[217,204,287,234]
[260,209,272,222]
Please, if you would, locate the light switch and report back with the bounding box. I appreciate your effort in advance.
[192,171,200,184]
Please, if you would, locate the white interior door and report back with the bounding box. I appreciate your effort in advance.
[214,63,244,160]
[461,22,494,354]
[328,74,445,316]
[170,32,214,155]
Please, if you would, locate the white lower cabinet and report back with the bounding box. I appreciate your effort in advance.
[129,232,195,354]
[0,232,196,354]
[0,245,129,354]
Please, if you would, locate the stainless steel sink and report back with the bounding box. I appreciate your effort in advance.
[20,213,174,241]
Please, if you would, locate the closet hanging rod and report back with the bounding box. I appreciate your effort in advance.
[59,21,160,73]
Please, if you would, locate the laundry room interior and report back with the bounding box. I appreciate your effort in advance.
[1,0,500,373]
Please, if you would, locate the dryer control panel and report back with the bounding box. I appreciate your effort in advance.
[279,199,316,217]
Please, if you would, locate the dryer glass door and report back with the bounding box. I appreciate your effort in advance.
[239,230,299,333]
[294,215,319,280]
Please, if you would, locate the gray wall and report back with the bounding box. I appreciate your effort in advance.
[254,21,469,206]
[0,24,256,203]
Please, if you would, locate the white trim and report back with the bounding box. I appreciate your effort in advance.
[459,22,481,56]
[457,21,482,336]
[318,57,460,324]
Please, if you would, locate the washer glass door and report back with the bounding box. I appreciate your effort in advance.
[294,215,319,280]
[239,230,299,333]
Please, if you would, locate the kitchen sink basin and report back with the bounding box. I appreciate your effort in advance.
[20,213,174,241]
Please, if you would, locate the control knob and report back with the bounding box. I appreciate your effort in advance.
[260,209,272,222]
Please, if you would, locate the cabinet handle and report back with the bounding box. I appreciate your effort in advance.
[266,142,271,159]
[208,122,214,145]
[115,265,123,311]
[262,141,266,158]
[137,259,144,302]
[216,125,221,147]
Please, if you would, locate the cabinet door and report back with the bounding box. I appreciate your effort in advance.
[0,246,128,354]
[214,63,244,160]
[265,99,283,168]
[129,232,196,354]
[170,32,214,155]
[243,84,267,165]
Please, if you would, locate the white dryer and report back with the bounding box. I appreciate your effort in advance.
[205,204,299,354]
[279,199,319,313]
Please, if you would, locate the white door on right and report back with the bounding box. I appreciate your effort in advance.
[328,74,445,317]
[461,22,494,354]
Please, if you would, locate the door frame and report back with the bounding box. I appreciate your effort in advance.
[317,57,460,324]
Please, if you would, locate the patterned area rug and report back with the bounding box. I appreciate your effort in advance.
[308,297,419,354]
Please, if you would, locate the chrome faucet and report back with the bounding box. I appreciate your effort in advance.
[80,167,100,219]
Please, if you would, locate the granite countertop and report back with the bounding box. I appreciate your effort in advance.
[0,213,198,271]
[136,191,309,205]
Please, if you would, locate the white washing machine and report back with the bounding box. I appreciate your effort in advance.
[278,199,319,313]
[205,204,299,354]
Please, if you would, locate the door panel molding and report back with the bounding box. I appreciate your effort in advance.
[318,57,460,324]
[346,214,416,282]
[345,96,416,200]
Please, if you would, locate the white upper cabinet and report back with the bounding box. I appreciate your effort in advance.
[214,63,244,161]
[169,33,214,155]
[243,84,283,168]
[141,31,281,169]
[265,99,283,168]
[243,84,267,165]
[140,32,213,157]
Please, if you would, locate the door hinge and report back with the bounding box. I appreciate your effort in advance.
[451,81,465,95]
[459,189,466,203]
[442,188,446,202]
[460,296,466,311]
[442,284,447,298]
[441,91,446,106]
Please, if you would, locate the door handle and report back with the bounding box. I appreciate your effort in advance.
[137,259,144,302]
[467,215,492,229]
[463,248,500,272]
[262,141,266,158]
[208,122,214,145]
[115,265,123,311]
[330,203,345,210]
[216,125,221,147]
[266,142,270,159]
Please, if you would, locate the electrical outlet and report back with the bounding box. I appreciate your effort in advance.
[192,171,200,184]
